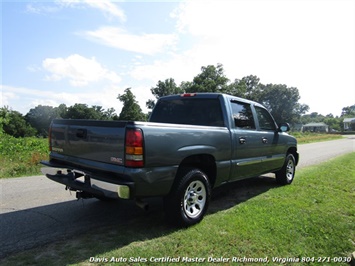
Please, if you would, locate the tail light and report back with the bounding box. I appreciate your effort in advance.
[181,93,196,97]
[125,128,144,167]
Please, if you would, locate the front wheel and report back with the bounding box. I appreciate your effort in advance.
[276,153,296,185]
[164,168,211,227]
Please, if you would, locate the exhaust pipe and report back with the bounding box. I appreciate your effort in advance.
[136,199,149,211]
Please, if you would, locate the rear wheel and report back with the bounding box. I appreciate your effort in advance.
[164,168,211,227]
[276,153,296,185]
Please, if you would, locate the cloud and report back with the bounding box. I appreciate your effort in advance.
[1,85,125,115]
[27,0,126,22]
[83,26,177,55]
[129,0,354,117]
[130,52,202,84]
[1,88,17,108]
[82,0,126,22]
[26,4,61,14]
[42,54,121,87]
[134,0,355,81]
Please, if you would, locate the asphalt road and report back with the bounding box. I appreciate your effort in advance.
[0,136,354,258]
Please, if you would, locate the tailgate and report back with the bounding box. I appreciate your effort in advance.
[50,119,127,165]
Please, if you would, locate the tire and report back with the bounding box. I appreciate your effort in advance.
[276,153,296,185]
[164,168,211,227]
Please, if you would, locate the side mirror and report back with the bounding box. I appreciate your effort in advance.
[278,122,290,132]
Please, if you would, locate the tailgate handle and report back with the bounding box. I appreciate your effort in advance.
[76,129,87,139]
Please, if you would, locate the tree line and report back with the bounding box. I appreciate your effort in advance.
[1,63,354,138]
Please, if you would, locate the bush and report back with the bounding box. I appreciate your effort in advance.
[0,134,48,178]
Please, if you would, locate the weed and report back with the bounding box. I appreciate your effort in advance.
[0,134,48,178]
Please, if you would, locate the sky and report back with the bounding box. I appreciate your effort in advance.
[1,0,355,117]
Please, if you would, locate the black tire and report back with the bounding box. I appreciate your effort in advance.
[164,168,211,227]
[276,153,296,185]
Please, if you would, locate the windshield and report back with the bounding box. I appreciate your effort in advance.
[150,98,225,127]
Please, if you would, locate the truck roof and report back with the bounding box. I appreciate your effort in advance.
[159,92,265,108]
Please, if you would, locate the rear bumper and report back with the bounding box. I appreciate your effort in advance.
[41,159,177,199]
[41,167,133,199]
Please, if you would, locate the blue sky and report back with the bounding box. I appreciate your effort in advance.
[1,0,354,117]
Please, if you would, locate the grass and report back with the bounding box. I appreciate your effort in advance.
[1,153,354,265]
[291,132,343,144]
[0,133,48,178]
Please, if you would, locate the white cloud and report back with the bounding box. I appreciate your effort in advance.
[129,0,355,116]
[15,0,355,117]
[42,54,121,87]
[27,0,126,21]
[83,0,126,22]
[26,4,61,14]
[0,87,17,108]
[1,85,125,115]
[84,26,177,55]
[130,51,202,84]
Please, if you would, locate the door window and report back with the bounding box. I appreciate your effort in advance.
[231,101,255,130]
[255,106,276,131]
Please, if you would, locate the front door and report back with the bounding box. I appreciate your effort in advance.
[254,106,285,172]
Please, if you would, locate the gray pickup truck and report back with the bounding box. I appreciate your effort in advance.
[41,93,299,226]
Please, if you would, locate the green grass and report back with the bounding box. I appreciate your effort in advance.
[1,153,354,265]
[0,134,48,178]
[291,132,343,144]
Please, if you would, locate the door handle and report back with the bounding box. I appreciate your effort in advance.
[239,137,246,144]
[262,137,268,144]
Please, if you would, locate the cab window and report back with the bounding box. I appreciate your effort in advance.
[255,106,276,131]
[231,101,255,130]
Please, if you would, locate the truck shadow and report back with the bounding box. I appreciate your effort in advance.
[209,175,277,214]
[0,175,278,264]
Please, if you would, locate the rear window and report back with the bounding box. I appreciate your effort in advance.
[150,98,225,127]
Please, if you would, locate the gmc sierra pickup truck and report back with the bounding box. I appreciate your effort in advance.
[41,93,299,226]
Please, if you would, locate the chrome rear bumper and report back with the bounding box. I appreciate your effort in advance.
[41,167,131,199]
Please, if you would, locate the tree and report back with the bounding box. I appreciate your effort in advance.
[57,104,68,118]
[227,75,262,100]
[103,107,119,120]
[62,104,108,120]
[146,78,183,109]
[324,117,342,131]
[0,107,36,137]
[118,88,146,121]
[0,107,10,134]
[341,105,355,117]
[25,105,59,137]
[259,84,309,124]
[185,64,229,93]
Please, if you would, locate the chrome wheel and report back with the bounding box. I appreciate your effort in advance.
[183,180,207,219]
[276,153,296,185]
[164,168,211,226]
[286,158,295,182]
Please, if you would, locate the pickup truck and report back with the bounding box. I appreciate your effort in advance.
[41,93,299,226]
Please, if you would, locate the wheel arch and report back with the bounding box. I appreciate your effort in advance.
[287,147,299,165]
[176,154,217,188]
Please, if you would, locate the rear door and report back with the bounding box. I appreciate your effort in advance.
[229,100,264,180]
